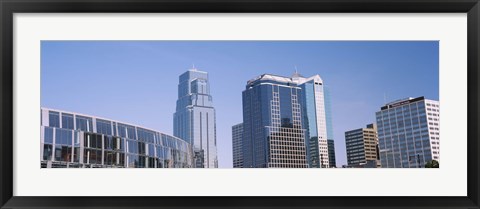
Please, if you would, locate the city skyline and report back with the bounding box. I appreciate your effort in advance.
[41,41,439,168]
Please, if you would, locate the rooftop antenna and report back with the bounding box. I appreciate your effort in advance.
[191,63,197,71]
[294,65,298,74]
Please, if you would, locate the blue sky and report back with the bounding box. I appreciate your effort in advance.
[41,41,439,168]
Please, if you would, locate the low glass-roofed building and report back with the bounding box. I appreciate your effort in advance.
[40,108,194,168]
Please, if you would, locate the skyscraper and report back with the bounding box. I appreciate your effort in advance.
[241,72,331,168]
[173,68,218,168]
[232,123,243,168]
[295,72,331,168]
[376,97,440,168]
[242,74,308,168]
[324,87,336,168]
[345,123,379,167]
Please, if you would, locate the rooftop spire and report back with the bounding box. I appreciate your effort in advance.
[292,65,303,78]
[191,63,196,71]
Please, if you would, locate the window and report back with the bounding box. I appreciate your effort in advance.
[138,142,146,155]
[55,129,72,145]
[127,140,138,153]
[76,116,93,132]
[105,136,113,150]
[113,122,117,136]
[61,113,74,129]
[104,151,116,166]
[137,128,155,143]
[54,145,62,161]
[113,137,123,151]
[96,119,112,135]
[95,134,103,148]
[148,144,155,157]
[49,111,60,128]
[43,144,53,160]
[118,123,136,139]
[73,147,80,162]
[89,150,98,164]
[44,127,54,143]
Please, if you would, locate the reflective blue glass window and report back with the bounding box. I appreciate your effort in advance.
[148,144,155,157]
[44,127,54,143]
[55,129,72,145]
[61,113,74,129]
[127,140,137,153]
[49,111,60,128]
[137,128,155,143]
[156,146,163,159]
[96,119,112,135]
[76,116,93,132]
[118,124,136,139]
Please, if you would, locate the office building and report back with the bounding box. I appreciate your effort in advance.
[294,72,331,168]
[40,108,193,168]
[173,68,218,168]
[325,87,336,168]
[345,123,379,167]
[376,97,440,168]
[232,123,243,168]
[242,72,332,168]
[242,74,308,168]
[327,139,336,168]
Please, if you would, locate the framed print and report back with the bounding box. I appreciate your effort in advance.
[1,0,479,208]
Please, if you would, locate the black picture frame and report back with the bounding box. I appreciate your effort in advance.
[1,0,479,208]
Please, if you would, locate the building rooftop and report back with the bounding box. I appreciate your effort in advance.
[380,96,425,110]
[247,72,323,87]
[41,107,186,143]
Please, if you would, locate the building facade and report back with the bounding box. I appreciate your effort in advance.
[232,123,244,168]
[295,72,331,168]
[241,72,333,168]
[327,139,336,168]
[324,87,336,168]
[376,97,440,168]
[41,108,193,168]
[242,74,308,168]
[345,123,379,167]
[173,68,218,168]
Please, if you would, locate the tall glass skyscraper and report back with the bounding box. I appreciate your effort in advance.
[242,74,308,168]
[376,97,440,168]
[324,87,335,166]
[241,72,332,168]
[173,68,218,168]
[295,73,331,168]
